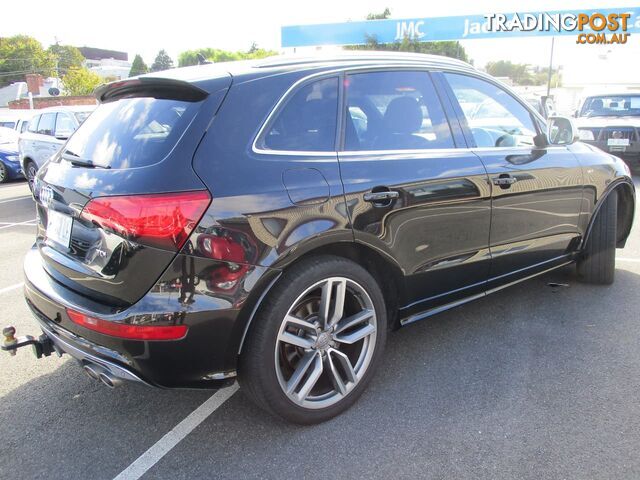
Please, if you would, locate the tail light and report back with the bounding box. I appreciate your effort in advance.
[67,309,188,341]
[80,191,211,251]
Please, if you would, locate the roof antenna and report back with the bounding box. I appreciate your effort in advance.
[197,53,212,65]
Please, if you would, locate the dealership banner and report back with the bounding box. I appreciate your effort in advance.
[281,7,640,47]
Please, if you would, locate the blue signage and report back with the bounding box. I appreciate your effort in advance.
[281,7,640,47]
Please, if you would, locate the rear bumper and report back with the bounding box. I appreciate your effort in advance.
[23,247,274,389]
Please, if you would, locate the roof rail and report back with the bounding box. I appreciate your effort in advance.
[255,51,474,70]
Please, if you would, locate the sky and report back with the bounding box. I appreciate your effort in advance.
[2,0,639,70]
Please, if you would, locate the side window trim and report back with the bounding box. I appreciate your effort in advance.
[253,73,341,156]
[442,71,543,149]
[429,71,467,148]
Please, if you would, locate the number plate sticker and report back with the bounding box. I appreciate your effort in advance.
[46,210,73,247]
[607,138,630,146]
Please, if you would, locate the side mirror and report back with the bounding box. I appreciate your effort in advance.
[547,116,578,146]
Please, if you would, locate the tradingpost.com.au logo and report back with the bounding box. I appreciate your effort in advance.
[484,12,633,45]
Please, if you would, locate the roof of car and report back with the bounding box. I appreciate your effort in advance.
[142,51,475,85]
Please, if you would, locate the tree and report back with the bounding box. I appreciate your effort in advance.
[367,8,391,20]
[62,67,103,96]
[177,47,277,67]
[150,49,174,72]
[0,35,55,86]
[345,11,470,62]
[47,44,84,76]
[129,54,148,77]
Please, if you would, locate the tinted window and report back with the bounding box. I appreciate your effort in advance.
[0,121,15,129]
[55,114,75,138]
[445,73,536,148]
[20,120,30,133]
[579,95,640,117]
[344,71,453,151]
[63,97,201,169]
[261,77,338,151]
[37,113,56,136]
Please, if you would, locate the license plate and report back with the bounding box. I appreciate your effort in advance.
[46,210,73,248]
[607,138,630,146]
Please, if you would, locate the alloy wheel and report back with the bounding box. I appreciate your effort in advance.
[0,163,6,183]
[274,277,377,409]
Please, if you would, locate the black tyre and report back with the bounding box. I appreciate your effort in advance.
[239,255,387,424]
[0,162,7,183]
[577,190,618,285]
[25,161,37,191]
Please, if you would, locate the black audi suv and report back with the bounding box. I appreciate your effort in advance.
[12,52,635,424]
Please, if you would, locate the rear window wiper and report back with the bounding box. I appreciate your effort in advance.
[62,150,111,169]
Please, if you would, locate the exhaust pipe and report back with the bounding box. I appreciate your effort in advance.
[83,362,123,388]
[98,371,122,388]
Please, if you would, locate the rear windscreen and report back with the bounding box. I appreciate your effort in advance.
[63,97,201,169]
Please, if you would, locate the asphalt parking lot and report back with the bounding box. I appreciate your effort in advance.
[0,176,639,480]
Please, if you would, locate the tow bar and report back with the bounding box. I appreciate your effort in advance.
[2,326,56,359]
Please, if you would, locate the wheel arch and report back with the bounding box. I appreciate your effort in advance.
[236,240,406,356]
[582,178,635,250]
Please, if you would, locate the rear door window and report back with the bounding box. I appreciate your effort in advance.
[343,71,454,151]
[258,77,338,152]
[63,97,202,169]
[37,113,56,136]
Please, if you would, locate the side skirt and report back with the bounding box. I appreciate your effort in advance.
[400,256,574,326]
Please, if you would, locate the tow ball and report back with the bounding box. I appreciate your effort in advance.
[2,326,56,359]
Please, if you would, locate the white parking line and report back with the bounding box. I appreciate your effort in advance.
[113,384,239,480]
[0,282,24,295]
[0,219,37,230]
[0,196,32,204]
[618,257,640,263]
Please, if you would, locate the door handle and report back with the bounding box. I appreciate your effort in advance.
[492,175,518,188]
[363,190,399,205]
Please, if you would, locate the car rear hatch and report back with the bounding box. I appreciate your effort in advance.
[32,75,231,307]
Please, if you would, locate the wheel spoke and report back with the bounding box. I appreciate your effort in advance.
[334,323,376,345]
[286,351,319,394]
[324,352,347,395]
[328,348,357,384]
[319,278,347,329]
[293,352,323,401]
[283,314,316,333]
[334,309,374,335]
[278,331,314,350]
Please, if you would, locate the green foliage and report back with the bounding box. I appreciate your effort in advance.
[47,44,84,76]
[177,46,278,67]
[346,36,469,63]
[367,8,391,20]
[129,54,148,77]
[62,67,103,96]
[485,60,561,86]
[150,49,174,72]
[345,10,470,63]
[0,35,55,86]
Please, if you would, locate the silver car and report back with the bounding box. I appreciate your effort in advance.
[19,105,95,187]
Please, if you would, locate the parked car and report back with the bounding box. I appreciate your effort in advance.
[5,53,635,424]
[575,93,640,164]
[0,110,33,134]
[522,94,556,119]
[18,105,95,187]
[0,127,23,183]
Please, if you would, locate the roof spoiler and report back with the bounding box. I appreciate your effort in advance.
[94,77,208,103]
